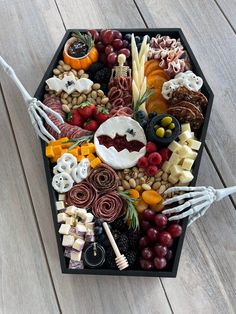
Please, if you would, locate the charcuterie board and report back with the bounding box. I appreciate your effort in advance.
[35,29,213,277]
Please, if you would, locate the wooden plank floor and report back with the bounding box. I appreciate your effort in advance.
[0,0,235,313]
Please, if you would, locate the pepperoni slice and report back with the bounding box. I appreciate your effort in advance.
[92,192,125,222]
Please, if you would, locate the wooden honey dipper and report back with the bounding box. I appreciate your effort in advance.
[102,222,129,270]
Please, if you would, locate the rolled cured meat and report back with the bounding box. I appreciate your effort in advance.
[92,192,125,222]
[87,163,119,194]
[66,182,97,208]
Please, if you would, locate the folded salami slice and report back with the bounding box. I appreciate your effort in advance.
[66,182,97,208]
[92,192,125,222]
[87,163,119,194]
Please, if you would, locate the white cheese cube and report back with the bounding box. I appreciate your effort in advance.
[182,158,194,171]
[178,130,192,143]
[179,171,194,183]
[65,217,75,226]
[77,208,87,220]
[168,141,182,153]
[56,201,65,211]
[72,238,85,251]
[59,224,71,235]
[187,139,202,151]
[181,123,191,132]
[178,145,193,158]
[58,194,65,201]
[168,174,179,184]
[162,161,171,173]
[76,224,87,236]
[168,152,181,165]
[170,165,183,177]
[62,235,75,247]
[188,151,198,160]
[70,250,82,261]
[66,205,77,216]
[83,213,94,223]
[57,212,67,223]
[85,222,95,230]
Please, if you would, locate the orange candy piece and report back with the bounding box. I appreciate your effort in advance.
[142,190,163,205]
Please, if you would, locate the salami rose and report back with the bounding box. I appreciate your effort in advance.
[66,182,97,208]
[87,163,119,194]
[92,192,125,222]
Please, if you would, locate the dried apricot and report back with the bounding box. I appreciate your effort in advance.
[142,190,163,205]
[128,189,140,199]
[136,199,149,213]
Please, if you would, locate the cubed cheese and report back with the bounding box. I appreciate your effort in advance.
[57,212,67,223]
[168,141,182,153]
[182,158,194,171]
[72,238,85,251]
[168,152,181,165]
[181,123,191,132]
[59,224,71,235]
[62,235,75,247]
[65,217,75,225]
[70,250,82,261]
[58,194,65,201]
[85,222,95,230]
[168,174,179,184]
[66,205,77,216]
[178,130,192,143]
[179,171,194,183]
[83,212,94,223]
[162,161,172,173]
[170,165,183,177]
[77,208,87,220]
[187,139,202,151]
[188,151,198,160]
[76,224,87,236]
[56,201,65,211]
[178,145,193,158]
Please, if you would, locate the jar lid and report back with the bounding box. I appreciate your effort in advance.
[83,242,105,268]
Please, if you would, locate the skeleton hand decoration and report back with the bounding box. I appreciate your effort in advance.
[0,56,64,143]
[162,185,236,226]
[111,54,131,79]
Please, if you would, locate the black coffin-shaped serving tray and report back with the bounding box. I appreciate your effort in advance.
[35,29,213,277]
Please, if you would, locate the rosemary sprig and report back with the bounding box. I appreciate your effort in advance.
[118,191,139,230]
[133,88,154,120]
[63,134,94,150]
[72,31,94,51]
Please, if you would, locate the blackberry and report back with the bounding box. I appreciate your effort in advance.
[94,67,111,84]
[111,217,128,232]
[111,229,121,241]
[126,250,137,267]
[117,234,129,253]
[87,62,104,73]
[127,230,140,249]
[105,247,117,269]
[100,83,108,94]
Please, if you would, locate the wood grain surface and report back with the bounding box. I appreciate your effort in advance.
[0,0,235,313]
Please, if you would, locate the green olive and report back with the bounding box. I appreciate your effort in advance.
[154,124,160,130]
[165,129,173,138]
[156,127,165,138]
[161,116,172,127]
[168,122,175,130]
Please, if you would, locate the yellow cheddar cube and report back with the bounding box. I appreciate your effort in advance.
[77,155,84,162]
[90,157,102,168]
[81,142,89,147]
[69,147,79,157]
[53,145,62,156]
[61,142,72,149]
[81,146,90,156]
[49,137,69,146]
[87,153,96,162]
[88,143,96,154]
[51,156,59,163]
[45,146,55,158]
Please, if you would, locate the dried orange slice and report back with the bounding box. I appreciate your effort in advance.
[144,59,161,77]
[148,69,169,81]
[146,99,168,114]
[147,76,166,89]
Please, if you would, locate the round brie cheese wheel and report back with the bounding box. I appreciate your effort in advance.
[94,116,147,169]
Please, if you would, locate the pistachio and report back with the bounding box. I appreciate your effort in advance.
[97,89,104,97]
[159,185,166,194]
[123,169,130,174]
[142,184,151,191]
[91,91,97,99]
[53,68,61,75]
[61,99,68,105]
[152,181,161,190]
[129,178,136,188]
[63,93,69,99]
[72,92,80,97]
[59,60,64,66]
[63,64,71,71]
[162,173,168,181]
[118,186,124,192]
[156,170,163,178]
[68,71,74,77]
[93,83,101,90]
[57,65,64,72]
[81,73,89,78]
[140,177,146,184]
[58,74,64,79]
[96,97,101,105]
[72,98,77,105]
[73,104,80,109]
[78,69,85,76]
[71,69,77,76]
[124,175,130,181]
[122,180,130,190]
[101,97,109,105]
[62,104,70,113]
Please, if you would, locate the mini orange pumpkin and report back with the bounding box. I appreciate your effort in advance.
[63,36,99,71]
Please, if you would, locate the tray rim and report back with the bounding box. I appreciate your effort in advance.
[35,28,214,277]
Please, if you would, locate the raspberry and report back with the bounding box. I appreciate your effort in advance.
[146,165,159,176]
[159,148,171,162]
[148,152,162,165]
[137,156,149,168]
[146,142,157,154]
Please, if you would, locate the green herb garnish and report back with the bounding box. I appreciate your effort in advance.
[118,191,139,230]
[63,134,94,150]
